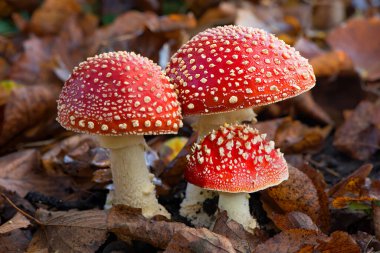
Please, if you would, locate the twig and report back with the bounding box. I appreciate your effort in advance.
[0,192,43,225]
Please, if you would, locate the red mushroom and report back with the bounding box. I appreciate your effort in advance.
[166,25,315,225]
[57,51,182,218]
[185,124,288,231]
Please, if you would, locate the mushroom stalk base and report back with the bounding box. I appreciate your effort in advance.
[98,135,170,219]
[180,108,256,226]
[218,192,257,232]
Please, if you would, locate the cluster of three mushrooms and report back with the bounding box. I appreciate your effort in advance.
[57,25,316,227]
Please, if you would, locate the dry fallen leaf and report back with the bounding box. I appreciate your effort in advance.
[212,211,266,253]
[255,229,360,253]
[0,213,30,234]
[262,166,326,230]
[310,50,354,77]
[270,211,319,231]
[313,231,361,253]
[27,209,107,253]
[254,229,326,253]
[334,100,380,160]
[108,205,187,249]
[255,117,331,154]
[0,229,31,253]
[0,149,71,198]
[29,0,81,35]
[0,85,59,146]
[164,227,236,253]
[41,134,102,177]
[327,17,380,81]
[329,164,373,198]
[298,163,330,232]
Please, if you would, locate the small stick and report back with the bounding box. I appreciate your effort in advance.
[0,193,43,225]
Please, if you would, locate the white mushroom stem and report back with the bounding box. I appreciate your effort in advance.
[98,135,170,219]
[194,108,257,140]
[180,108,256,227]
[218,192,257,231]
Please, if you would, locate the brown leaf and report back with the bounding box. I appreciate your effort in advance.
[29,0,81,36]
[41,134,102,177]
[0,85,59,146]
[9,37,54,84]
[0,149,71,198]
[292,92,334,126]
[299,163,330,232]
[310,50,354,77]
[328,164,373,198]
[254,229,327,253]
[332,196,374,209]
[262,166,324,230]
[314,231,361,253]
[0,213,30,234]
[0,229,31,253]
[327,17,380,81]
[90,11,195,63]
[334,100,380,160]
[108,205,187,249]
[212,211,266,253]
[164,228,236,253]
[270,211,319,231]
[275,118,331,154]
[255,117,331,154]
[27,209,107,253]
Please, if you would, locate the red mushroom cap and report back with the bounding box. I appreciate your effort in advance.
[185,124,288,193]
[166,25,315,116]
[57,51,182,135]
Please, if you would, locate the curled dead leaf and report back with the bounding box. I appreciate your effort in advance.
[165,227,236,253]
[108,205,187,249]
[327,17,380,81]
[27,209,107,253]
[310,50,354,77]
[270,211,319,231]
[254,229,326,253]
[0,213,30,234]
[212,211,267,253]
[0,149,72,198]
[0,84,59,146]
[329,164,373,198]
[334,101,380,160]
[262,166,327,230]
[29,0,81,35]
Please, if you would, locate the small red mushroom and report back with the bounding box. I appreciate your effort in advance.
[166,25,315,226]
[57,51,182,218]
[185,124,288,231]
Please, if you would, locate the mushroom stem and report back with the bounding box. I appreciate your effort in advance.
[194,108,257,140]
[98,135,170,219]
[218,192,257,231]
[180,108,256,226]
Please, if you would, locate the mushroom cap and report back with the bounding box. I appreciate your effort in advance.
[185,124,288,193]
[57,51,182,135]
[166,25,315,116]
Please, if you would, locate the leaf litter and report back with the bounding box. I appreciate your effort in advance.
[0,0,380,252]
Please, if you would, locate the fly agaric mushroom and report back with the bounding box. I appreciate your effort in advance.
[166,25,315,226]
[185,124,288,231]
[57,51,182,218]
